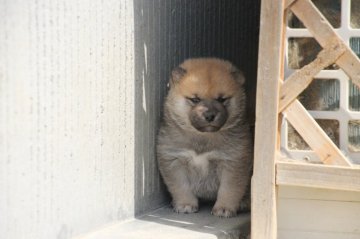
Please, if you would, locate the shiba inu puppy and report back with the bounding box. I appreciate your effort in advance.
[157,58,253,217]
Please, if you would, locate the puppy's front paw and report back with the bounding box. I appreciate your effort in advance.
[211,205,237,218]
[173,203,199,213]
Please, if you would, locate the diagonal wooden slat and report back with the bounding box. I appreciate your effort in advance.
[290,0,360,87]
[285,0,297,9]
[282,0,352,167]
[284,99,351,166]
[279,39,346,112]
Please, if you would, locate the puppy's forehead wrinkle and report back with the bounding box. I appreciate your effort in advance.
[180,58,233,72]
[176,60,240,99]
[178,76,238,99]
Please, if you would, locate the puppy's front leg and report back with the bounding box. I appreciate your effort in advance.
[212,166,249,217]
[160,161,198,213]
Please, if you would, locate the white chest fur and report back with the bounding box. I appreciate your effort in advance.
[186,150,215,175]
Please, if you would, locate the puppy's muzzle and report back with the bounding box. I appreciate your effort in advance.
[190,101,228,132]
[203,110,217,122]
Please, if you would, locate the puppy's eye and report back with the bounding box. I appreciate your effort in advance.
[216,96,229,103]
[187,97,201,104]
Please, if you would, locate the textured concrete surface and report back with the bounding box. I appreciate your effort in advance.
[0,1,136,238]
[76,205,250,239]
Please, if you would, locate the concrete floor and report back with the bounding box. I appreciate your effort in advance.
[76,204,250,239]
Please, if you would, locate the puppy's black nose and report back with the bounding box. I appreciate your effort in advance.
[204,111,216,122]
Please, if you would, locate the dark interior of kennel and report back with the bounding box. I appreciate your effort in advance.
[133,0,261,216]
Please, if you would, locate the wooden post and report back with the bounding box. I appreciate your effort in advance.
[251,0,284,238]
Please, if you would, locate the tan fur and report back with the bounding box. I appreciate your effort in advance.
[175,59,240,98]
[157,58,253,217]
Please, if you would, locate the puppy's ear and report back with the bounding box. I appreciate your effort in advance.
[230,67,245,86]
[169,66,186,87]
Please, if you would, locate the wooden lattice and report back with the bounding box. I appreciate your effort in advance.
[281,0,360,166]
[252,0,360,238]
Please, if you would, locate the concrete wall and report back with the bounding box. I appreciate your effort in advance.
[0,0,261,238]
[0,1,136,238]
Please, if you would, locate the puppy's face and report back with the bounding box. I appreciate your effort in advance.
[167,58,245,133]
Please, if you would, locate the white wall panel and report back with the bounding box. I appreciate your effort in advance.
[0,1,135,238]
[278,186,360,239]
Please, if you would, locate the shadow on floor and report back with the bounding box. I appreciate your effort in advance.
[137,203,250,239]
